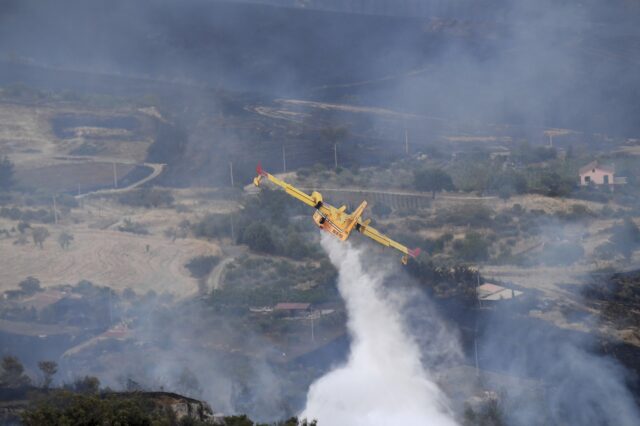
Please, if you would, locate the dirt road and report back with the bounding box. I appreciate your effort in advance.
[76,162,166,199]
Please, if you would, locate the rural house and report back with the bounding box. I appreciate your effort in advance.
[579,161,626,187]
[274,302,312,317]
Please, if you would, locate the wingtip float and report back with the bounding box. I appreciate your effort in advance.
[253,164,420,264]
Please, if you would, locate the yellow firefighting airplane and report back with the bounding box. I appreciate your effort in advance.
[253,164,420,264]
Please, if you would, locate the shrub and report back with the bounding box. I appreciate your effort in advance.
[240,223,275,253]
[192,214,231,239]
[185,255,220,279]
[414,168,455,198]
[453,232,490,262]
[19,277,42,295]
[118,188,174,208]
[118,219,149,235]
[0,156,15,191]
[435,204,493,227]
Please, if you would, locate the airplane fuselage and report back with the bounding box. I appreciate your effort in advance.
[312,209,350,240]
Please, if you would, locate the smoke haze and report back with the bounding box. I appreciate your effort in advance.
[302,235,458,426]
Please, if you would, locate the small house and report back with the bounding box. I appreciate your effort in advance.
[274,302,312,317]
[477,283,522,304]
[579,161,626,187]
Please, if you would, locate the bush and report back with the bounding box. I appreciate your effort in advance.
[0,156,15,191]
[0,207,54,223]
[240,223,275,253]
[118,219,149,235]
[21,391,170,425]
[281,232,314,260]
[118,188,174,208]
[19,277,42,295]
[453,232,490,262]
[558,204,594,221]
[538,172,575,197]
[435,204,494,227]
[414,168,455,198]
[192,214,232,239]
[185,255,220,279]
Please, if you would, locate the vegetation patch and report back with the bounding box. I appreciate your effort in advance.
[118,188,174,208]
[185,255,220,279]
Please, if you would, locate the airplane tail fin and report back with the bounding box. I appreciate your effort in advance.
[351,201,367,221]
[256,162,268,177]
[345,201,367,234]
[254,162,268,186]
[401,247,421,265]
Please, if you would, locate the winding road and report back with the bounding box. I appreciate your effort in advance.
[75,162,166,199]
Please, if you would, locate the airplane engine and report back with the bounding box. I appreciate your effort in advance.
[311,191,323,207]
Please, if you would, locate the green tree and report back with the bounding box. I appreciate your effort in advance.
[498,185,513,203]
[17,221,31,234]
[0,156,15,191]
[539,171,574,197]
[57,231,74,249]
[414,169,455,198]
[21,392,157,426]
[19,276,41,295]
[38,361,58,389]
[241,223,275,253]
[69,375,100,394]
[0,355,31,387]
[32,226,50,248]
[185,255,220,279]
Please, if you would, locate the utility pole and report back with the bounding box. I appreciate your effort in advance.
[52,195,58,225]
[282,145,287,173]
[229,161,234,187]
[404,128,409,155]
[475,269,480,377]
[334,144,338,169]
[311,313,316,342]
[112,162,118,188]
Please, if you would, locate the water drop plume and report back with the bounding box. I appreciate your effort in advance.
[302,235,458,426]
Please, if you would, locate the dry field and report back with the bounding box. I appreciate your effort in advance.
[0,223,221,297]
[0,192,233,296]
[0,101,155,192]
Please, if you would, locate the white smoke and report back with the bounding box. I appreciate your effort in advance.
[301,235,459,426]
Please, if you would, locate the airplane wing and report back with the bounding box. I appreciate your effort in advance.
[254,164,332,215]
[356,220,420,264]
